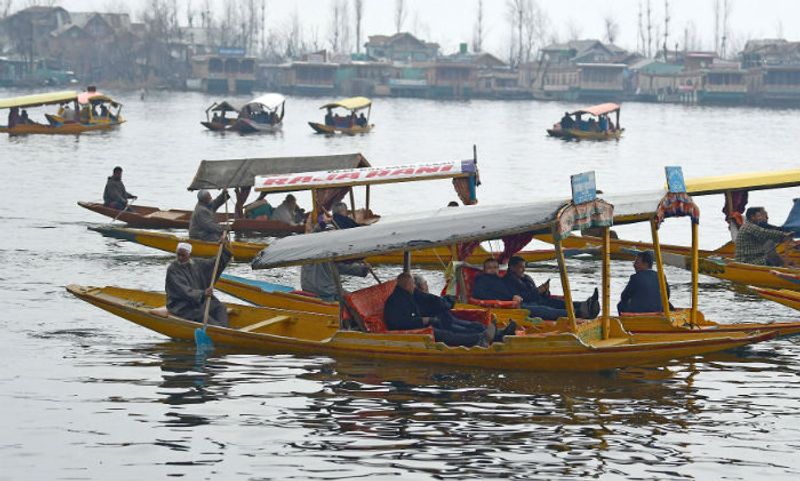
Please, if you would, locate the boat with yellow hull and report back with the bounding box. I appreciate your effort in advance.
[308,122,372,135]
[617,308,800,337]
[752,287,800,312]
[547,103,624,141]
[66,285,774,372]
[90,225,559,266]
[0,89,124,135]
[310,96,373,135]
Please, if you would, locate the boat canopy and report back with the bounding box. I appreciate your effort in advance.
[686,168,800,195]
[247,93,285,111]
[570,103,621,117]
[254,159,477,193]
[0,90,77,109]
[319,96,372,111]
[252,189,667,269]
[207,101,240,113]
[188,153,371,190]
[78,91,119,105]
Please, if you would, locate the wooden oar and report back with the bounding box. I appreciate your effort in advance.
[194,230,227,351]
[109,197,135,224]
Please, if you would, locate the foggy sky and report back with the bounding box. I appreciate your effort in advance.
[47,0,799,57]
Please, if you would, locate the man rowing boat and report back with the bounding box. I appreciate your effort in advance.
[165,239,231,326]
[103,166,136,210]
[189,189,229,242]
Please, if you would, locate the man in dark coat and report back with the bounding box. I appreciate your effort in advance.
[189,189,229,241]
[331,202,360,229]
[617,251,670,314]
[103,166,136,210]
[165,240,232,326]
[384,272,503,347]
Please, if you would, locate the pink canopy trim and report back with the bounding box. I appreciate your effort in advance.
[78,92,104,104]
[572,103,620,116]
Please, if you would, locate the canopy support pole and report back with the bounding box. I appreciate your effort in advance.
[365,185,371,211]
[649,218,672,319]
[724,190,737,242]
[690,220,699,326]
[403,251,411,273]
[601,225,611,339]
[330,261,365,332]
[311,189,319,233]
[553,229,577,332]
[349,187,356,215]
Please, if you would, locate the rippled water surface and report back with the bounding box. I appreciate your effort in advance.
[2,90,800,480]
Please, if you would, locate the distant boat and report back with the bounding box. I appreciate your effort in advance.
[0,88,124,135]
[309,96,373,135]
[232,93,285,133]
[200,100,239,131]
[547,102,623,141]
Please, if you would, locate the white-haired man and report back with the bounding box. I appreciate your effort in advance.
[189,189,229,241]
[165,239,231,326]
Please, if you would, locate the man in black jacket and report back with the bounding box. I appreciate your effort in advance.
[618,251,670,314]
[103,166,136,210]
[384,272,499,347]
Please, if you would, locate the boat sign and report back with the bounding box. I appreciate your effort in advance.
[570,171,597,205]
[665,166,687,193]
[255,159,476,191]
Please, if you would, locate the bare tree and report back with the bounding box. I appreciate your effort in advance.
[775,19,784,39]
[353,0,363,53]
[329,0,342,52]
[472,0,484,53]
[662,0,669,59]
[604,15,619,44]
[0,0,12,18]
[683,21,700,51]
[646,0,653,57]
[566,17,581,42]
[637,1,645,54]
[394,0,406,33]
[185,0,194,28]
[713,0,720,55]
[507,0,546,67]
[721,0,732,58]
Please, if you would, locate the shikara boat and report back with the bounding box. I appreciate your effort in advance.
[66,284,770,371]
[309,97,373,134]
[232,93,285,133]
[69,179,775,371]
[77,202,232,229]
[201,100,239,131]
[547,103,623,140]
[0,88,124,135]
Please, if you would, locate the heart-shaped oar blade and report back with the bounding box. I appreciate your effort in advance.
[194,327,214,351]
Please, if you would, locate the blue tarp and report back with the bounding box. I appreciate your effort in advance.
[782,198,800,235]
[220,274,294,293]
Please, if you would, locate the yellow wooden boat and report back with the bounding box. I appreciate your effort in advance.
[752,287,800,312]
[0,89,124,134]
[309,97,373,134]
[89,225,559,266]
[65,284,772,372]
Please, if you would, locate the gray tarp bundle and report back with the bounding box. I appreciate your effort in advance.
[188,153,371,190]
[252,189,667,269]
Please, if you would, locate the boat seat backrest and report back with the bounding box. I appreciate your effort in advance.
[457,265,520,309]
[343,280,434,335]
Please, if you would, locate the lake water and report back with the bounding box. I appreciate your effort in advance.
[1,90,800,480]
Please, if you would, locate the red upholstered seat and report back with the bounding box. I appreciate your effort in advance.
[457,265,521,308]
[343,280,433,334]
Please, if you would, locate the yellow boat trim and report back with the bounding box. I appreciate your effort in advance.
[686,168,800,195]
[0,90,78,109]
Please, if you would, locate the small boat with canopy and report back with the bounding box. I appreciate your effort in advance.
[201,100,239,131]
[232,93,285,133]
[0,87,124,135]
[547,103,623,140]
[309,97,373,134]
[67,170,774,371]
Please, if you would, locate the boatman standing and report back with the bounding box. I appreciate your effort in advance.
[165,240,232,326]
[189,189,229,241]
[103,166,137,210]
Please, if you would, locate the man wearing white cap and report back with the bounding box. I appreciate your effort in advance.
[165,237,232,326]
[189,189,229,241]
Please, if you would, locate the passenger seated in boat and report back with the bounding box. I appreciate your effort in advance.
[618,251,671,314]
[735,207,794,266]
[99,104,109,118]
[103,166,137,210]
[502,256,599,320]
[166,240,232,327]
[325,108,334,126]
[301,259,369,301]
[244,195,273,220]
[384,272,506,347]
[272,194,301,225]
[357,112,367,127]
[212,112,221,124]
[189,189,229,242]
[20,109,30,124]
[331,202,360,229]
[599,115,608,132]
[560,112,574,130]
[587,118,597,132]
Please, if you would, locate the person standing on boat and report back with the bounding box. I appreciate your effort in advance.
[384,272,500,347]
[735,207,794,266]
[559,112,574,130]
[103,166,137,210]
[501,256,599,320]
[189,189,229,242]
[325,108,334,126]
[617,251,670,314]
[165,241,232,327]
